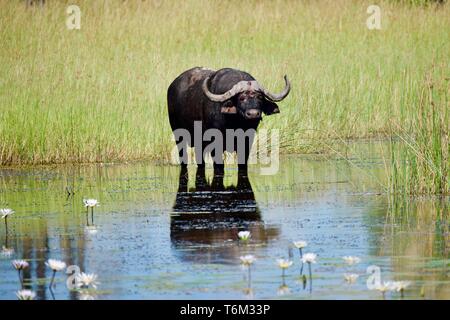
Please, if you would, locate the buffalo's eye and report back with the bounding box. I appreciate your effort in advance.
[239,95,246,101]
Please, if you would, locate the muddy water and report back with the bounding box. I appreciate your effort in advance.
[0,143,448,300]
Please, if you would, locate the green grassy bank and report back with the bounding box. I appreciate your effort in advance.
[0,0,448,194]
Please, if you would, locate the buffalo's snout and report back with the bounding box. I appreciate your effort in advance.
[245,109,261,119]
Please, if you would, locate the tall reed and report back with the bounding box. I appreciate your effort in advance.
[0,1,448,171]
[388,67,449,195]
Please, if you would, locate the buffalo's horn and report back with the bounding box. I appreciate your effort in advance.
[260,75,291,102]
[202,77,259,102]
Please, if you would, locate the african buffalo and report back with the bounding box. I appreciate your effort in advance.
[167,67,290,175]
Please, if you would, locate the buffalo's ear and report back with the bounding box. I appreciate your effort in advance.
[262,100,280,115]
[221,101,237,114]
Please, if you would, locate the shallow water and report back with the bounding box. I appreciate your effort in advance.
[0,142,448,300]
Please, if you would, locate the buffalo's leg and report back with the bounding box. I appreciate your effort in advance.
[194,143,208,189]
[211,152,225,189]
[238,162,248,176]
[175,134,189,166]
[195,164,208,191]
[204,136,224,177]
[237,172,252,191]
[212,147,224,177]
[211,170,224,190]
[194,137,209,168]
[177,165,189,193]
[237,134,254,176]
[213,162,225,177]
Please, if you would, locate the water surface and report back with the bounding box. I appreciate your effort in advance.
[0,142,448,299]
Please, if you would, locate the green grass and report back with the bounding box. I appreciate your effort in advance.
[387,66,448,195]
[0,1,448,193]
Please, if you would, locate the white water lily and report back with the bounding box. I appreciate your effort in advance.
[243,287,254,299]
[343,256,361,265]
[0,208,14,219]
[83,199,99,208]
[85,225,98,235]
[78,290,95,300]
[237,231,251,241]
[302,253,317,264]
[344,273,359,284]
[392,281,412,292]
[76,272,99,289]
[277,259,293,269]
[46,259,66,288]
[1,246,14,257]
[293,241,307,249]
[12,259,29,287]
[12,259,29,270]
[240,255,256,266]
[277,284,290,296]
[16,289,36,300]
[45,259,66,272]
[375,281,395,293]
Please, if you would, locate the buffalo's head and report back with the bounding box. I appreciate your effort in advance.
[202,75,291,120]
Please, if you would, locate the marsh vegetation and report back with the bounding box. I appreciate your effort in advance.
[0,0,448,195]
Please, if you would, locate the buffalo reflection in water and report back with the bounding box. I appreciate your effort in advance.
[170,166,279,264]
